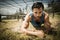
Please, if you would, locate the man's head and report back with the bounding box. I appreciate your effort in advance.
[32,2,44,18]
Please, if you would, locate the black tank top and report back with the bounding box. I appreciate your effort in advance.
[29,11,45,30]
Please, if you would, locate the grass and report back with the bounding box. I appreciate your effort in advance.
[0,14,60,40]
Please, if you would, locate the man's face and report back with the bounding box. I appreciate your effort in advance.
[32,7,43,18]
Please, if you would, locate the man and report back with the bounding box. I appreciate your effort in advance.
[21,2,51,38]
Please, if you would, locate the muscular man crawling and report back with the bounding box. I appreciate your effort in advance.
[21,2,51,38]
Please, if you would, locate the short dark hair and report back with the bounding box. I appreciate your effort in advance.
[32,2,44,10]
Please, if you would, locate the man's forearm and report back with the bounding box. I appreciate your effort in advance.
[22,28,37,35]
[25,30,45,38]
[23,29,44,36]
[21,28,45,38]
[44,23,52,33]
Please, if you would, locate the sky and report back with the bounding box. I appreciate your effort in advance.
[0,0,52,15]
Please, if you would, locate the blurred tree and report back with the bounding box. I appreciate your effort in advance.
[52,0,60,12]
[0,14,2,22]
[19,8,24,15]
[48,0,60,18]
[15,11,19,21]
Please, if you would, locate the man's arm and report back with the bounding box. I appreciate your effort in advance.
[44,12,52,32]
[21,14,31,33]
[21,14,37,34]
[21,14,45,38]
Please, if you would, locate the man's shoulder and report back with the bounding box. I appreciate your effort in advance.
[24,13,32,22]
[44,11,49,19]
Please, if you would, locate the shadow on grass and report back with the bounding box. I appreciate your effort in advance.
[53,22,60,40]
